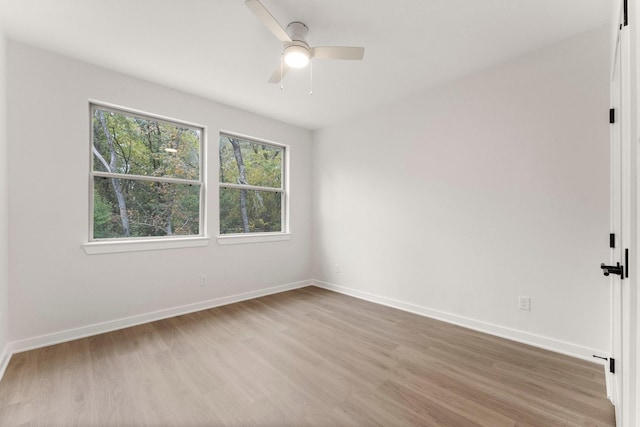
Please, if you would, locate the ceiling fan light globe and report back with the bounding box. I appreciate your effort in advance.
[284,45,310,68]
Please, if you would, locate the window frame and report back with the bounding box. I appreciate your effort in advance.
[84,102,208,254]
[217,131,290,244]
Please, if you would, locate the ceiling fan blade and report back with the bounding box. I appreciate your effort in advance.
[268,63,290,84]
[311,46,365,60]
[245,0,291,42]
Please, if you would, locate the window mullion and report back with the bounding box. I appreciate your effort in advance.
[218,182,282,193]
[93,171,201,186]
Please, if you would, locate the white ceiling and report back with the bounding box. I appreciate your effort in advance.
[0,0,612,130]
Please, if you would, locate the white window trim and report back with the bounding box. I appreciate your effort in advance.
[216,233,291,245]
[86,101,207,253]
[218,131,290,242]
[83,236,210,255]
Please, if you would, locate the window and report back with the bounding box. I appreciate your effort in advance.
[90,104,204,241]
[219,133,287,235]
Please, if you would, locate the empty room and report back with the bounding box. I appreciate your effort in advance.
[0,0,637,426]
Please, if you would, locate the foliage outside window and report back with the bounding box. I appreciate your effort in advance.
[91,104,203,240]
[219,134,286,235]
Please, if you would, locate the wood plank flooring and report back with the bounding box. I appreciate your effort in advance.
[0,286,615,426]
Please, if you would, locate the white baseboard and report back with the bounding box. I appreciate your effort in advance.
[0,343,10,379]
[605,368,615,404]
[312,280,607,364]
[9,279,312,357]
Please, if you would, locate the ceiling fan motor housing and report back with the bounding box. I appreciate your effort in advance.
[283,22,311,67]
[286,22,309,40]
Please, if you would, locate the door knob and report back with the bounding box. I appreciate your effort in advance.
[601,262,624,277]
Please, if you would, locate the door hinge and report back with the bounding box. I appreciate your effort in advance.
[610,233,615,248]
[610,108,615,124]
[626,248,629,278]
[624,0,628,27]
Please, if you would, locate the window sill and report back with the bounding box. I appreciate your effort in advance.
[217,233,291,245]
[83,236,210,254]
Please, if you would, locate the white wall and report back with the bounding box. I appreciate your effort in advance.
[312,26,611,359]
[0,25,9,367]
[6,41,313,346]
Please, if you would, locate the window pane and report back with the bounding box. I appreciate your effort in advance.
[92,108,200,180]
[219,135,282,188]
[93,177,200,239]
[220,188,282,234]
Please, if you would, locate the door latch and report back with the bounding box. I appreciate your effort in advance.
[601,262,624,277]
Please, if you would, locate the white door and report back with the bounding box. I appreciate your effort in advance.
[606,4,629,424]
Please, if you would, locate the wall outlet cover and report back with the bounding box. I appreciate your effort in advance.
[519,296,531,311]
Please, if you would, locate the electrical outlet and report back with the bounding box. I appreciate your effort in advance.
[200,275,207,287]
[519,296,531,311]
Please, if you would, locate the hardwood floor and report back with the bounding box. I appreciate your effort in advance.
[0,286,614,426]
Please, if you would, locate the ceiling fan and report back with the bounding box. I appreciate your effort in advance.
[245,0,365,84]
